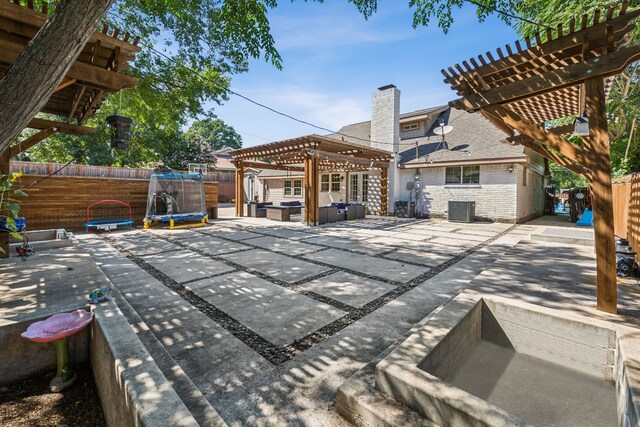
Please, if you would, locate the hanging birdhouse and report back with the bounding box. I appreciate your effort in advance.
[106,115,133,149]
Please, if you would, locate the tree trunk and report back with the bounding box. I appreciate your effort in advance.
[0,0,115,153]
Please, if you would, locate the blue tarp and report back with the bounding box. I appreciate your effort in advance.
[576,208,593,227]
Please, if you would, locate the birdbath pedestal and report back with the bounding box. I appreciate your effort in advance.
[21,309,94,392]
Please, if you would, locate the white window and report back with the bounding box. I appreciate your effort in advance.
[402,123,419,131]
[331,174,341,192]
[284,179,302,196]
[293,179,302,196]
[321,174,330,192]
[445,166,480,184]
[523,167,528,186]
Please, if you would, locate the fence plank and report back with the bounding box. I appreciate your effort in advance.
[10,161,234,202]
[15,175,218,231]
[613,173,640,261]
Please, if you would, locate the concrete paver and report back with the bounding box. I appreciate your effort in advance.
[303,248,429,283]
[188,272,345,346]
[199,227,264,241]
[141,251,235,283]
[298,271,396,307]
[182,235,252,256]
[302,235,390,255]
[219,249,331,283]
[111,234,181,255]
[240,236,324,255]
[430,236,479,248]
[382,247,454,267]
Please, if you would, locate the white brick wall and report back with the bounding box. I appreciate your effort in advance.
[515,163,545,221]
[397,164,519,221]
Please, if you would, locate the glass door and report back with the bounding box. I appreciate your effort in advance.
[348,173,369,203]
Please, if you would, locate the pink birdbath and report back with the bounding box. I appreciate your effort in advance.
[21,309,94,392]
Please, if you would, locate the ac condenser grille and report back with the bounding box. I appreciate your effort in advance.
[448,201,475,222]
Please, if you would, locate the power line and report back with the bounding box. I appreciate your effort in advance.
[144,44,457,148]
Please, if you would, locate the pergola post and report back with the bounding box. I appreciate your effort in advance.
[585,77,617,313]
[235,161,244,217]
[303,153,319,226]
[380,167,388,215]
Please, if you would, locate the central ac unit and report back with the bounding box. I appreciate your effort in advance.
[448,201,475,223]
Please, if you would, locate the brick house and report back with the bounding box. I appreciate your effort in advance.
[247,85,546,223]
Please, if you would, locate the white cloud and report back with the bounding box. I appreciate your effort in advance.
[271,13,416,51]
[214,85,371,147]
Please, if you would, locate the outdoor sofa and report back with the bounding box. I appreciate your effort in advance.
[330,203,366,221]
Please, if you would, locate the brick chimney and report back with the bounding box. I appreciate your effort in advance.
[370,85,400,214]
[370,84,400,153]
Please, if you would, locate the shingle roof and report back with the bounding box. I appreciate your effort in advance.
[327,106,524,166]
[399,108,526,166]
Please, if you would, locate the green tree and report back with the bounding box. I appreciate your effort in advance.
[185,118,243,151]
[547,163,589,189]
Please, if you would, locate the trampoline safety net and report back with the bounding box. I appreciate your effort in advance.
[144,173,206,223]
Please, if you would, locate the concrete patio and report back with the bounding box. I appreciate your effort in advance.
[1,215,639,426]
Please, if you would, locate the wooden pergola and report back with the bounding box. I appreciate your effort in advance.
[442,1,640,313]
[0,1,140,255]
[230,135,393,226]
[0,0,140,170]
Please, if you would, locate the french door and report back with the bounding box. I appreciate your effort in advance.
[348,172,369,203]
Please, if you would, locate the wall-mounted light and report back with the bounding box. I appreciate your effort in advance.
[507,164,515,173]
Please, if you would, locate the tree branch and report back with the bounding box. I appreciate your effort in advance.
[0,0,114,154]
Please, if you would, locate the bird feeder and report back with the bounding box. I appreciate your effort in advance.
[106,115,133,149]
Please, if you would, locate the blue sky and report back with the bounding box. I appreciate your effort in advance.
[209,1,519,148]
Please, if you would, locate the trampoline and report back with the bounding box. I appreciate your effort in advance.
[85,200,134,232]
[144,173,208,230]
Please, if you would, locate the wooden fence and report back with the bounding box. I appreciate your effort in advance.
[15,175,218,231]
[613,173,640,257]
[10,161,235,202]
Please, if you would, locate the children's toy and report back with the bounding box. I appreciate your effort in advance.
[88,287,112,304]
[144,173,208,229]
[84,200,134,232]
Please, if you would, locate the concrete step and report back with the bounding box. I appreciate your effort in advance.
[528,226,594,247]
[78,235,227,427]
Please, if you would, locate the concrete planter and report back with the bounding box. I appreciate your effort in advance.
[341,291,640,426]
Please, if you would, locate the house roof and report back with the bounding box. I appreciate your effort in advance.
[212,157,236,171]
[330,106,526,167]
[399,108,527,168]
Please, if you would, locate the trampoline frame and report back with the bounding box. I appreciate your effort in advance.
[85,199,133,232]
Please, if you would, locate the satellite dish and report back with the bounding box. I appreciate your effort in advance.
[433,125,453,136]
[406,182,414,191]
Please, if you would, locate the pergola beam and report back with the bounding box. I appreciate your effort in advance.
[482,105,590,166]
[9,127,58,157]
[505,135,592,180]
[0,40,139,92]
[452,45,640,112]
[241,161,304,172]
[26,118,94,135]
